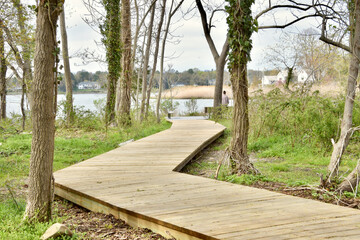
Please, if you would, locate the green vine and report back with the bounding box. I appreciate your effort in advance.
[100,0,122,125]
[225,0,257,70]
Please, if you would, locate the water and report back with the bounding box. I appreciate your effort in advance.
[6,93,233,117]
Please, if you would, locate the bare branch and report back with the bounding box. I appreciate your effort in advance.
[259,14,320,30]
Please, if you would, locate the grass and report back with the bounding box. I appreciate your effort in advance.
[0,199,78,240]
[0,120,171,186]
[0,117,171,239]
[203,116,360,189]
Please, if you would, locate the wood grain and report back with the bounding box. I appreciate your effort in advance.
[55,120,360,239]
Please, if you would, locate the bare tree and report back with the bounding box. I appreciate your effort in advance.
[264,33,299,90]
[25,0,62,222]
[318,0,360,190]
[297,28,336,83]
[1,0,34,130]
[140,3,156,121]
[145,0,166,118]
[156,0,184,122]
[117,0,132,126]
[0,27,6,120]
[60,5,74,125]
[195,0,229,109]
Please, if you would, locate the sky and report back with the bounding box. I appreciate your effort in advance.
[63,0,322,73]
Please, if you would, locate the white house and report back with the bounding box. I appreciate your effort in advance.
[297,69,315,83]
[77,81,101,90]
[261,75,278,85]
[262,69,315,86]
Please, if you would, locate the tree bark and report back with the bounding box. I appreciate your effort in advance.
[136,32,147,119]
[104,0,121,125]
[226,0,258,175]
[60,6,74,125]
[156,1,173,123]
[140,3,155,121]
[0,27,6,120]
[25,0,61,222]
[338,160,360,192]
[145,0,166,118]
[118,0,132,126]
[327,0,360,182]
[195,0,229,108]
[230,62,258,174]
[13,0,33,130]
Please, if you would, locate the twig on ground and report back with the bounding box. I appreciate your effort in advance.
[5,182,19,210]
[215,148,229,179]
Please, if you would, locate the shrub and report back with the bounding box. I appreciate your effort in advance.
[248,88,359,149]
[184,98,199,116]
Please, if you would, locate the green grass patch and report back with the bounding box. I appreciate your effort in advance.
[0,116,171,239]
[0,119,171,185]
[0,199,76,240]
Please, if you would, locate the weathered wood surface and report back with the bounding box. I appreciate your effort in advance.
[55,120,360,239]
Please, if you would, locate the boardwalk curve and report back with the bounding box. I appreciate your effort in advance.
[55,120,360,239]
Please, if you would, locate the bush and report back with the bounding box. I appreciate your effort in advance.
[249,88,360,149]
[57,100,103,130]
[185,98,199,116]
[160,99,179,114]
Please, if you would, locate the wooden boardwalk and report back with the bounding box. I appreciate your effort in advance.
[54,120,360,239]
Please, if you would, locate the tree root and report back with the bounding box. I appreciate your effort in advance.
[227,149,260,175]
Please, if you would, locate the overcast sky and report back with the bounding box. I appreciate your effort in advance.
[62,0,321,73]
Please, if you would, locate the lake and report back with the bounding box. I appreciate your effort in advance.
[6,94,233,117]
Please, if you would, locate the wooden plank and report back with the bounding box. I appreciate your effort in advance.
[55,120,360,240]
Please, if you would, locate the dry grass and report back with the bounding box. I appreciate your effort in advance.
[161,82,347,99]
[250,81,346,97]
[162,86,233,99]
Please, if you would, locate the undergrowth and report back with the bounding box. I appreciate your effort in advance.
[205,88,360,189]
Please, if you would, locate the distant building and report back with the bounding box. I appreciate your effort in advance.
[261,75,278,85]
[262,69,315,86]
[77,81,101,90]
[208,79,216,85]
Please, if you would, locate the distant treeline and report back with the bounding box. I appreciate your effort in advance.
[8,68,266,92]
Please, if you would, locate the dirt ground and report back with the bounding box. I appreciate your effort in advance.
[56,199,170,240]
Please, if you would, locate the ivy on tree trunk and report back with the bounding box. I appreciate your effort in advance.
[226,0,259,175]
[101,0,121,125]
[0,27,6,120]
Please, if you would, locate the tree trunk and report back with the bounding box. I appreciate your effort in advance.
[20,79,26,130]
[104,0,121,125]
[136,32,146,120]
[195,0,229,108]
[118,0,132,126]
[338,161,360,192]
[285,67,293,90]
[155,0,184,122]
[25,0,61,222]
[327,0,360,182]
[145,0,166,118]
[226,0,258,175]
[156,0,173,123]
[0,27,6,120]
[14,0,33,130]
[214,54,226,108]
[60,6,74,125]
[230,62,258,174]
[140,3,155,121]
